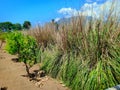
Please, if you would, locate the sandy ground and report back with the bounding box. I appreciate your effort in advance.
[0,43,69,90]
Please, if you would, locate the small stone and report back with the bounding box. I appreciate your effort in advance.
[60,81,63,84]
[35,81,43,87]
[36,78,42,81]
[45,77,49,81]
[62,84,66,87]
[1,87,7,90]
[37,70,46,77]
[31,80,36,83]
[35,82,39,87]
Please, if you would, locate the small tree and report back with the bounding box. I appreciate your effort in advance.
[0,22,13,31]
[23,21,31,29]
[13,23,22,30]
[5,32,38,77]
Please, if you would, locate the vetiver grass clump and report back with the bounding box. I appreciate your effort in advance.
[27,3,120,90]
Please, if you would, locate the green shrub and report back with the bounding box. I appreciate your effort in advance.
[0,32,9,41]
[5,32,38,77]
[0,32,9,48]
[5,32,23,54]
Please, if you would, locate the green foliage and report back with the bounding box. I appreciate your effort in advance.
[23,21,31,29]
[5,32,23,54]
[0,22,22,31]
[41,27,120,89]
[13,23,22,30]
[0,22,13,31]
[19,35,38,66]
[41,46,63,78]
[5,32,38,66]
[0,32,9,41]
[0,32,9,49]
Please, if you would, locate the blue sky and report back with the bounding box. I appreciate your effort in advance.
[0,0,116,25]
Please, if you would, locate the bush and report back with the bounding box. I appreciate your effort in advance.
[5,32,23,54]
[0,32,9,41]
[0,32,11,49]
[5,32,38,77]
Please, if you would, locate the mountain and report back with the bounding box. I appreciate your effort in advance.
[57,16,93,24]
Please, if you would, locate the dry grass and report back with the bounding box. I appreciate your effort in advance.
[25,1,120,90]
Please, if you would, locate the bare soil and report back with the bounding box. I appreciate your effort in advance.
[0,43,69,90]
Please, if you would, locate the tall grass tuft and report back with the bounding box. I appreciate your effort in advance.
[27,23,56,48]
[27,2,120,90]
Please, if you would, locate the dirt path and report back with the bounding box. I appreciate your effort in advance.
[0,44,69,90]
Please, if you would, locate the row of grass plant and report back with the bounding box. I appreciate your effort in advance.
[40,18,120,90]
[28,5,120,90]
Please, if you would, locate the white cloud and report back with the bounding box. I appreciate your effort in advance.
[55,18,60,22]
[57,0,120,19]
[58,7,79,18]
[80,2,100,17]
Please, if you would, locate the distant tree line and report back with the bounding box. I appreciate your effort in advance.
[0,21,31,32]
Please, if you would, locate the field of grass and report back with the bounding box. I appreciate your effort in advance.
[4,3,120,90]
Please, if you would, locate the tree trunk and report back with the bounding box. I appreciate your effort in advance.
[24,63,30,77]
[0,40,3,49]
